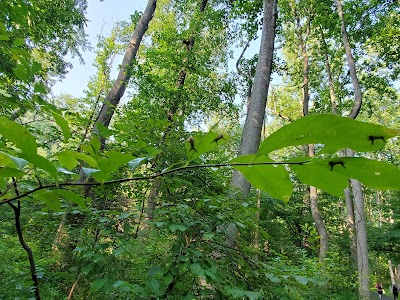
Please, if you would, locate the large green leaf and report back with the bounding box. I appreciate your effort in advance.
[52,112,71,143]
[0,167,25,177]
[231,155,292,203]
[0,116,37,153]
[290,159,349,197]
[20,152,58,180]
[257,114,400,156]
[93,151,133,183]
[0,151,29,170]
[185,132,227,162]
[315,157,400,191]
[34,190,61,211]
[52,189,86,209]
[56,150,97,170]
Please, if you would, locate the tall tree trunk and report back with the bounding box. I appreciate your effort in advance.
[93,0,157,144]
[231,0,277,195]
[321,29,358,268]
[295,6,329,262]
[344,184,358,266]
[227,0,277,247]
[335,1,368,298]
[320,31,337,114]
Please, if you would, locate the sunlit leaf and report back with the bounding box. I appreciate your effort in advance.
[0,151,29,170]
[316,157,400,191]
[57,150,97,170]
[0,116,37,153]
[52,112,71,142]
[93,151,133,183]
[57,167,76,175]
[128,157,147,170]
[185,132,227,162]
[257,114,400,155]
[82,167,100,179]
[231,155,292,203]
[290,159,348,197]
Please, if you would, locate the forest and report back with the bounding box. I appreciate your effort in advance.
[1,0,400,299]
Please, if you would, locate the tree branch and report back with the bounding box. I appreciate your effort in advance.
[0,160,309,205]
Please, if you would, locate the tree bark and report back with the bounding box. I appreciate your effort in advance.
[334,0,362,118]
[344,184,357,266]
[320,31,337,114]
[389,260,396,284]
[93,0,157,144]
[334,0,368,298]
[231,0,277,195]
[308,145,329,262]
[293,5,329,262]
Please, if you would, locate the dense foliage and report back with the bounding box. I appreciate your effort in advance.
[0,0,400,299]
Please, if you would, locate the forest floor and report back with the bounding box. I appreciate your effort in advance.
[370,292,394,299]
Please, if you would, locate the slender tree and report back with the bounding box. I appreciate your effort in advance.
[231,0,278,195]
[334,0,368,298]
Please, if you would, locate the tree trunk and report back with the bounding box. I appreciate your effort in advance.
[231,0,277,195]
[389,260,396,284]
[308,145,329,262]
[320,31,337,114]
[93,0,157,143]
[294,7,329,262]
[334,0,367,298]
[344,184,357,266]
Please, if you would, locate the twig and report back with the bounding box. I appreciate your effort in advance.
[0,160,310,205]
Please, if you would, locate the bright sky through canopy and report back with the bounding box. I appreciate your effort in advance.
[52,0,147,97]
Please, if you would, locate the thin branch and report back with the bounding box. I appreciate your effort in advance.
[9,178,41,300]
[0,160,310,205]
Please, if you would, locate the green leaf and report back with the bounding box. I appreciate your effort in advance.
[290,159,348,197]
[227,289,245,298]
[35,190,61,211]
[13,63,30,82]
[257,114,400,155]
[231,155,293,203]
[52,112,71,142]
[164,272,174,285]
[0,151,29,170]
[0,152,13,167]
[57,167,76,175]
[91,278,107,290]
[185,132,227,162]
[82,167,100,179]
[52,189,86,209]
[0,116,37,153]
[319,157,400,191]
[56,150,97,170]
[93,151,133,183]
[34,83,47,93]
[0,167,25,177]
[244,291,263,300]
[19,152,58,180]
[169,224,186,232]
[128,157,147,170]
[13,38,25,46]
[294,275,309,285]
[191,263,204,277]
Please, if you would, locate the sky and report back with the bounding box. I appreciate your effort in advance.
[52,0,262,98]
[52,0,148,97]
